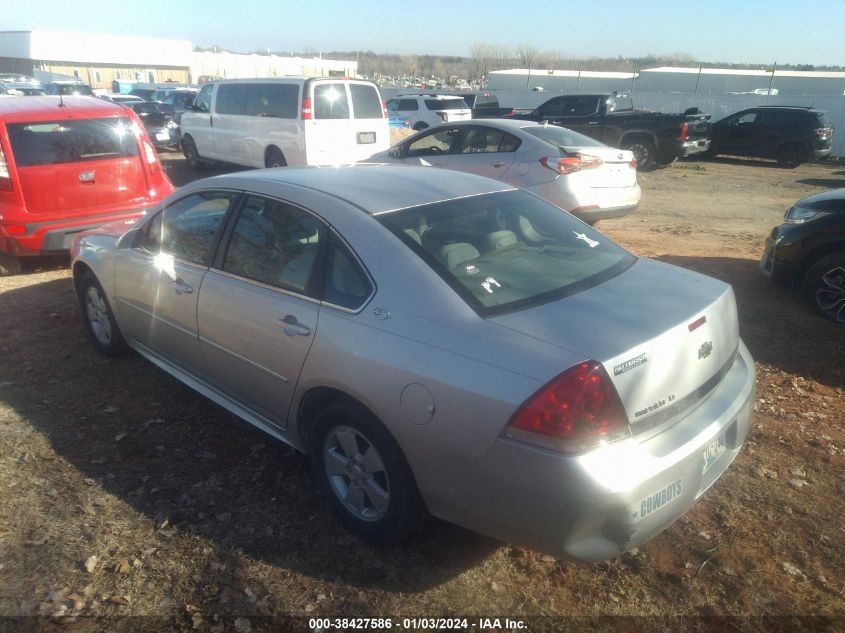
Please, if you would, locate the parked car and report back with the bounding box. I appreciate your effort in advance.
[385,94,471,131]
[180,78,389,169]
[71,166,754,561]
[0,96,174,275]
[128,101,180,149]
[505,93,710,170]
[44,81,96,97]
[443,92,514,118]
[99,94,145,105]
[707,106,833,167]
[370,119,640,223]
[157,89,198,117]
[761,189,845,322]
[128,88,156,101]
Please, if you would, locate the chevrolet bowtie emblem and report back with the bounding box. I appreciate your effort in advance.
[698,341,714,359]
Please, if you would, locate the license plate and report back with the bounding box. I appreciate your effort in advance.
[357,131,376,144]
[631,478,683,522]
[155,131,170,141]
[702,431,727,475]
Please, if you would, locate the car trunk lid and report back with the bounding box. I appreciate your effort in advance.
[490,258,740,434]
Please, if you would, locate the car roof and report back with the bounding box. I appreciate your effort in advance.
[401,118,558,133]
[0,96,128,121]
[197,165,515,215]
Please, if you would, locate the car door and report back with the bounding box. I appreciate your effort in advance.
[400,127,464,168]
[112,190,239,372]
[720,110,760,156]
[184,83,216,158]
[445,125,519,180]
[196,194,326,426]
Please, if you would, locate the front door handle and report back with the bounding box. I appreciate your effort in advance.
[172,278,193,294]
[279,315,311,337]
[491,160,507,168]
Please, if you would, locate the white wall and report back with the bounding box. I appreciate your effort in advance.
[190,51,356,81]
[0,31,33,59]
[27,29,192,67]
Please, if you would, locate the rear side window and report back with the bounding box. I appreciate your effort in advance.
[323,236,373,310]
[524,125,605,149]
[389,99,418,111]
[425,98,468,110]
[217,83,299,118]
[313,83,350,120]
[7,117,139,167]
[349,84,384,119]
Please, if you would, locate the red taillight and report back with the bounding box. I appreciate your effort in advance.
[0,142,11,192]
[381,99,388,118]
[142,140,161,175]
[506,361,629,453]
[540,154,603,175]
[629,157,638,169]
[815,127,832,137]
[301,97,312,120]
[3,225,26,236]
[678,122,689,142]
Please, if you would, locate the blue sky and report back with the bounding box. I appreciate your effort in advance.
[7,0,844,66]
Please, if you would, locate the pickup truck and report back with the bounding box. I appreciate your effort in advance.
[445,92,514,118]
[505,94,710,170]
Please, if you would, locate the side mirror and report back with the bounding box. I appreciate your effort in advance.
[388,147,401,159]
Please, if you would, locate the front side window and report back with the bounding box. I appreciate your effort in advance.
[378,190,634,315]
[7,117,139,167]
[406,128,462,157]
[223,196,325,295]
[313,83,350,120]
[140,191,237,266]
[424,98,468,111]
[194,84,213,113]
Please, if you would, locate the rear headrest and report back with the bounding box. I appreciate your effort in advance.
[485,230,517,251]
[438,243,480,269]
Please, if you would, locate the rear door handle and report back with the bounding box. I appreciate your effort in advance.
[491,160,507,168]
[279,314,311,337]
[172,278,193,294]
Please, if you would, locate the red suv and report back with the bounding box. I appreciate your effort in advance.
[0,96,174,274]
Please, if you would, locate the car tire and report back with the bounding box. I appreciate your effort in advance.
[181,136,206,170]
[0,252,22,276]
[77,271,129,356]
[625,138,656,171]
[412,122,428,132]
[776,143,805,169]
[801,252,845,324]
[265,147,287,168]
[310,403,425,542]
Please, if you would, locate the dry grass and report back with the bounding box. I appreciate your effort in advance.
[0,157,843,632]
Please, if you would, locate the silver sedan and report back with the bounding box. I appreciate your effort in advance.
[369,119,641,224]
[71,166,754,561]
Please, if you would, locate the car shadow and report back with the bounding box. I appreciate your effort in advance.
[796,178,845,189]
[655,255,844,388]
[0,278,500,595]
[686,156,784,169]
[160,153,249,187]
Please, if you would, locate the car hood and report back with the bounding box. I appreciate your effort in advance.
[489,258,740,431]
[795,188,845,212]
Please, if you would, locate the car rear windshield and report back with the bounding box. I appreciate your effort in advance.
[349,83,384,119]
[813,112,832,128]
[377,189,634,316]
[425,98,468,110]
[7,117,139,167]
[523,125,605,150]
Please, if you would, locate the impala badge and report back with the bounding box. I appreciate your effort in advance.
[79,170,95,183]
[698,341,713,360]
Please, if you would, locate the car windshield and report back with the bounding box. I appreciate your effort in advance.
[523,125,605,150]
[377,189,634,315]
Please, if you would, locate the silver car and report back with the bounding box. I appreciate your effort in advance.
[370,119,641,224]
[71,166,754,561]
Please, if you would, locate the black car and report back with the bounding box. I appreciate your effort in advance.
[129,101,180,149]
[44,81,95,96]
[708,106,833,168]
[761,189,845,323]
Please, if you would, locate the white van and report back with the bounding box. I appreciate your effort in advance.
[180,77,389,169]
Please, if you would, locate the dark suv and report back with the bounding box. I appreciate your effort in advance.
[708,106,833,167]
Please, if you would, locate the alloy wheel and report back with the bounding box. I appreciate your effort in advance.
[816,265,845,323]
[85,286,113,345]
[323,425,390,522]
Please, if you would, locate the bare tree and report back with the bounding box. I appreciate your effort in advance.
[469,42,493,81]
[516,44,538,70]
[493,44,512,71]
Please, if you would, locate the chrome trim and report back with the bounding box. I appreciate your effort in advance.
[207,268,323,306]
[114,298,198,338]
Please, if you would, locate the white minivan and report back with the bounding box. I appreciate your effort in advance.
[180,78,389,169]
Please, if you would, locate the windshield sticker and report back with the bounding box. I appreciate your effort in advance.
[481,277,501,294]
[464,264,480,276]
[573,231,600,248]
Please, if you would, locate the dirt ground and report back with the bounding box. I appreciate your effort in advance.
[0,152,843,632]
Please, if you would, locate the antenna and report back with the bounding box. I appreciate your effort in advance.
[58,89,65,108]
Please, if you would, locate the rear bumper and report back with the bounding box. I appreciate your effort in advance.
[683,138,711,156]
[421,340,755,561]
[526,180,641,223]
[1,208,151,256]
